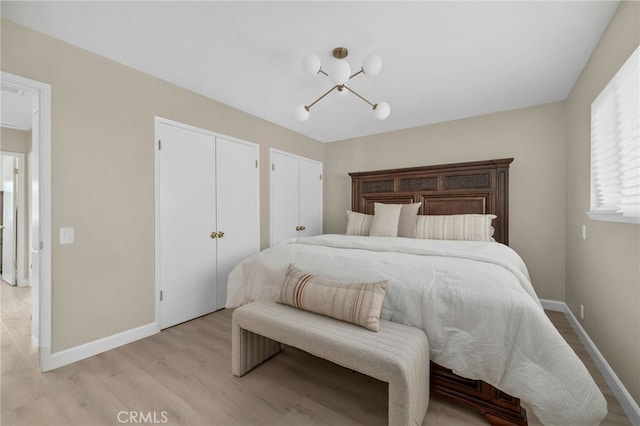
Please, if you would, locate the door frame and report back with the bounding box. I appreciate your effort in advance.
[1,71,52,370]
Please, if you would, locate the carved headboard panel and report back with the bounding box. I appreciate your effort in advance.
[349,158,513,245]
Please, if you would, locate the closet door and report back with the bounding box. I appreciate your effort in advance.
[157,123,217,329]
[270,151,300,246]
[215,137,259,310]
[298,158,323,238]
[270,149,323,246]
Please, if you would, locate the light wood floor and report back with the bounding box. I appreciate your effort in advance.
[1,283,631,426]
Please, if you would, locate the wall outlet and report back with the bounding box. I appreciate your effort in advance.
[580,304,584,320]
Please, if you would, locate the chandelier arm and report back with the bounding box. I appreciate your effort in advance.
[306,85,339,110]
[318,69,329,77]
[349,68,364,80]
[343,85,377,109]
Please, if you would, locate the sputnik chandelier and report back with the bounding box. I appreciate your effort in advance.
[295,47,390,122]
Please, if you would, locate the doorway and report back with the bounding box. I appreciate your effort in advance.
[1,152,28,287]
[1,72,51,370]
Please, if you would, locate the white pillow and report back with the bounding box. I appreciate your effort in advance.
[415,214,496,241]
[346,203,422,237]
[369,203,403,237]
[346,211,373,236]
[397,202,421,238]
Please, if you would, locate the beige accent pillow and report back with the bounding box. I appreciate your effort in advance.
[277,264,388,331]
[415,214,497,241]
[369,203,403,237]
[346,203,422,237]
[346,211,373,236]
[397,202,422,238]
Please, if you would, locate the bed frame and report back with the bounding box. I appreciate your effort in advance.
[349,158,528,426]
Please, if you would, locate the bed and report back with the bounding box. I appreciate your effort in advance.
[226,158,607,426]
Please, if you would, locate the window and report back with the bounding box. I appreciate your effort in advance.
[589,46,639,224]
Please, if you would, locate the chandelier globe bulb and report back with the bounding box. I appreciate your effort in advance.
[326,58,351,85]
[362,54,382,76]
[373,102,390,120]
[295,104,310,122]
[302,54,321,76]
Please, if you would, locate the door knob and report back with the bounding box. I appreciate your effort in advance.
[210,231,217,239]
[217,231,225,238]
[299,226,306,231]
[295,226,300,231]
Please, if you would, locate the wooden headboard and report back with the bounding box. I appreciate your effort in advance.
[349,158,513,245]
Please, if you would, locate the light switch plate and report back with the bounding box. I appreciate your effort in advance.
[60,227,74,244]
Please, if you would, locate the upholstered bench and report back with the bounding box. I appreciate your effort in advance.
[231,300,430,426]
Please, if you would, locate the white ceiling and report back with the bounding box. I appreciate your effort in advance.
[0,1,620,142]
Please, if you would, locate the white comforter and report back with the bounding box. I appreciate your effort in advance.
[226,234,607,426]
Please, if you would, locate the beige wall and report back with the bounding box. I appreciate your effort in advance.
[1,127,32,153]
[325,102,567,301]
[1,19,324,352]
[565,1,640,403]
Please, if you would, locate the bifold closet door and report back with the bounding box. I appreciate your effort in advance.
[270,151,301,245]
[157,123,217,329]
[270,150,323,246]
[298,158,323,238]
[214,137,259,310]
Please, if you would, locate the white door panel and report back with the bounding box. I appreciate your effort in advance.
[270,150,323,244]
[270,151,300,246]
[214,138,259,309]
[299,159,323,238]
[158,123,217,329]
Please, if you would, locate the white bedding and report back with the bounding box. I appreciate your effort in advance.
[226,234,607,426]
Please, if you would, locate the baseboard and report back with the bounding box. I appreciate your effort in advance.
[540,299,640,424]
[40,322,160,372]
[539,299,565,312]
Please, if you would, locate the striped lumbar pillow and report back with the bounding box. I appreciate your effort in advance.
[414,214,496,241]
[277,264,387,331]
[346,210,373,236]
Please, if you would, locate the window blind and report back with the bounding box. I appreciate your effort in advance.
[590,46,640,223]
